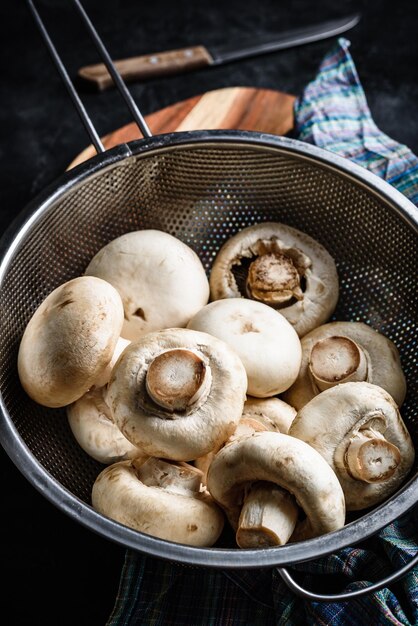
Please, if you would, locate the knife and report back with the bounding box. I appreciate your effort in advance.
[78,13,360,91]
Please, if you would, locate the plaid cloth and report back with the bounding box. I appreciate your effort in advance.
[107,38,418,625]
[295,38,418,205]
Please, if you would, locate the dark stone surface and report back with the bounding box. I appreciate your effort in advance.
[1,1,417,624]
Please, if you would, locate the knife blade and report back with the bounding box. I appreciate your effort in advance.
[78,13,360,91]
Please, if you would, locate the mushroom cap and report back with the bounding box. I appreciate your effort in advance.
[193,403,272,481]
[207,431,346,541]
[243,397,297,434]
[283,321,407,410]
[194,397,296,479]
[67,386,145,465]
[17,276,124,407]
[107,328,248,460]
[85,230,210,341]
[187,298,302,397]
[289,382,415,510]
[209,222,339,337]
[92,459,224,546]
[93,337,131,389]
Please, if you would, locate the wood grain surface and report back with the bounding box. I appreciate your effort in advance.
[68,86,295,169]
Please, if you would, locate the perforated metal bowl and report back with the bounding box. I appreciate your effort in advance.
[0,132,417,590]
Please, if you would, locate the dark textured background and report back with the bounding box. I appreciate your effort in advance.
[1,1,417,624]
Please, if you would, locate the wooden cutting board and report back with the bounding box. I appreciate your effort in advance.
[68,86,295,169]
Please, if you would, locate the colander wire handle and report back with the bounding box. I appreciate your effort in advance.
[277,550,418,602]
[26,0,152,156]
[71,0,152,139]
[26,0,105,154]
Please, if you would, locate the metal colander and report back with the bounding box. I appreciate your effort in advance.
[1,132,417,559]
[1,0,417,603]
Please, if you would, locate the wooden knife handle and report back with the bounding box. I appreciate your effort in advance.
[78,46,213,91]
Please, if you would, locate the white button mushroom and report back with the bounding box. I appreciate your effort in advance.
[84,230,210,341]
[289,382,415,510]
[194,397,296,482]
[207,431,346,548]
[107,328,248,461]
[93,337,131,389]
[283,321,407,410]
[67,386,146,465]
[242,397,297,434]
[187,298,302,397]
[92,457,224,547]
[18,276,124,407]
[209,222,339,337]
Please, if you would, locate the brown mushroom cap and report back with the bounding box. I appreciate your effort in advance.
[289,382,415,510]
[17,276,124,407]
[85,230,210,341]
[107,328,248,461]
[283,321,407,410]
[207,431,346,542]
[209,222,339,337]
[187,298,302,397]
[92,457,224,546]
[67,386,145,465]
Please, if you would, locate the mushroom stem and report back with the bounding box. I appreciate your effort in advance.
[246,253,303,306]
[345,428,401,483]
[145,348,212,412]
[236,481,299,548]
[133,457,203,495]
[309,336,368,392]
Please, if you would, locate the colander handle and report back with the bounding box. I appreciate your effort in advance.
[26,0,152,155]
[276,551,418,602]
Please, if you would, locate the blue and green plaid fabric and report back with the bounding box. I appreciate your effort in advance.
[107,38,418,625]
[295,37,418,205]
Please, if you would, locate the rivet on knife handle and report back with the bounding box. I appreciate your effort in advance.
[78,46,214,90]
